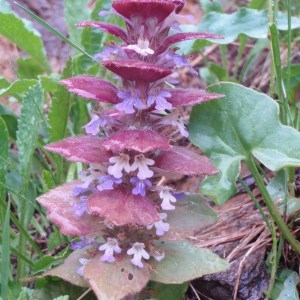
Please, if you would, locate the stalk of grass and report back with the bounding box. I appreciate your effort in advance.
[0,185,43,256]
[246,157,300,254]
[1,199,11,300]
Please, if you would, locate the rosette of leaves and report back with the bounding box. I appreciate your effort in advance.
[37,1,228,298]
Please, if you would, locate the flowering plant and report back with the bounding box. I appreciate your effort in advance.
[37,0,229,298]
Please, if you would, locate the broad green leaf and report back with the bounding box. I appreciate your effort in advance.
[48,59,72,142]
[63,0,89,50]
[151,240,229,284]
[147,282,188,300]
[17,82,44,171]
[166,194,217,239]
[189,82,300,204]
[181,8,300,51]
[199,0,223,14]
[0,0,50,71]
[84,254,150,300]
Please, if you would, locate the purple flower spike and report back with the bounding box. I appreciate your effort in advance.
[71,238,94,250]
[130,154,154,180]
[116,89,145,114]
[99,238,122,263]
[147,88,172,111]
[76,257,91,277]
[130,177,152,197]
[97,175,122,191]
[73,196,88,218]
[83,114,103,136]
[127,242,150,268]
[147,213,169,236]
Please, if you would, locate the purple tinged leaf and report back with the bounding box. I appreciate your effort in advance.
[84,253,150,300]
[156,32,223,54]
[44,136,111,163]
[44,247,93,287]
[60,75,119,104]
[112,0,175,23]
[154,146,219,175]
[37,181,105,236]
[76,21,128,41]
[102,60,172,82]
[168,88,224,107]
[102,129,170,153]
[88,189,160,226]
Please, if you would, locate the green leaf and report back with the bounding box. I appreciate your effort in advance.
[0,76,10,89]
[189,82,300,204]
[17,57,45,78]
[185,8,300,47]
[1,200,11,300]
[16,82,44,171]
[282,64,300,100]
[151,241,229,284]
[48,59,72,142]
[0,116,8,214]
[0,79,37,97]
[148,282,188,300]
[272,269,300,300]
[166,194,217,239]
[0,103,17,140]
[63,0,89,50]
[0,0,50,72]
[266,170,300,215]
[30,281,94,300]
[199,0,223,14]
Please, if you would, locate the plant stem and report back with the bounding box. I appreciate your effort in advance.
[265,220,279,299]
[246,157,300,254]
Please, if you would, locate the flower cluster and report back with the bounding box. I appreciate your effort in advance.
[38,0,222,275]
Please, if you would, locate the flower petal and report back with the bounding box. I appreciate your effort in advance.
[168,88,224,107]
[37,181,104,236]
[154,146,219,175]
[45,136,111,163]
[112,0,175,23]
[88,189,160,226]
[102,130,170,153]
[60,75,119,104]
[102,60,172,82]
[76,21,127,41]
